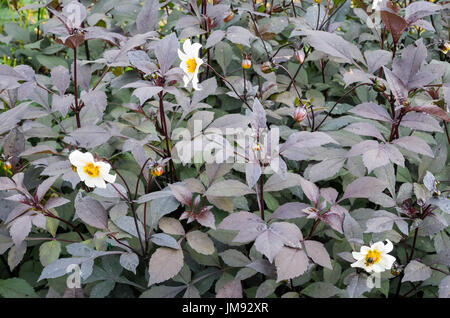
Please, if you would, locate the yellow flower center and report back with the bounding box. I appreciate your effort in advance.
[365,249,381,266]
[186,58,197,74]
[83,162,100,178]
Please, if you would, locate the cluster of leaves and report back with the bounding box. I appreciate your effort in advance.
[0,0,449,298]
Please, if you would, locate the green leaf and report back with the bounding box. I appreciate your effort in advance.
[36,55,68,69]
[39,240,62,267]
[301,282,342,298]
[46,209,60,237]
[0,278,38,298]
[214,42,233,75]
[263,192,279,211]
[324,260,342,285]
[380,279,389,298]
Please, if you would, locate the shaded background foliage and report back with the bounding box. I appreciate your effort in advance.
[0,0,449,298]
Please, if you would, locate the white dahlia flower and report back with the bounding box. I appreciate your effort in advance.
[351,239,396,273]
[69,150,116,188]
[178,39,203,91]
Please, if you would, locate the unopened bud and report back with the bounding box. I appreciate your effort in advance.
[391,262,402,276]
[242,59,252,69]
[293,107,307,123]
[440,42,450,54]
[260,61,273,74]
[373,81,386,92]
[151,166,164,177]
[402,100,410,107]
[294,50,305,64]
[2,161,12,170]
[224,12,234,23]
[252,143,261,151]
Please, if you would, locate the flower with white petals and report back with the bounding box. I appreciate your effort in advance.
[69,150,116,188]
[351,239,396,273]
[178,39,203,91]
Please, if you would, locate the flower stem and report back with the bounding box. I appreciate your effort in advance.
[204,63,253,111]
[73,47,81,128]
[41,206,85,241]
[103,159,146,256]
[158,91,176,183]
[259,174,265,221]
[408,228,419,261]
[92,66,110,91]
[315,83,368,131]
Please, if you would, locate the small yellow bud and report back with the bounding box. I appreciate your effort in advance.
[252,143,261,152]
[151,166,164,177]
[391,268,401,276]
[440,42,450,54]
[391,262,402,276]
[2,161,12,170]
[242,59,252,70]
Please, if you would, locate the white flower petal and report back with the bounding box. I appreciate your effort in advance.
[196,56,204,67]
[189,42,202,57]
[178,49,188,61]
[102,172,116,184]
[192,76,201,91]
[383,239,393,253]
[77,168,88,181]
[180,61,187,73]
[380,254,396,269]
[352,251,366,260]
[191,66,202,91]
[83,176,97,188]
[183,39,192,55]
[97,161,111,174]
[69,150,93,167]
[94,177,106,188]
[360,246,370,253]
[183,75,190,87]
[370,241,385,252]
[351,259,365,269]
[371,263,385,273]
[363,263,374,273]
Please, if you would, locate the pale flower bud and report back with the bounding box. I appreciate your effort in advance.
[260,61,273,74]
[293,107,307,123]
[224,12,234,23]
[295,50,305,64]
